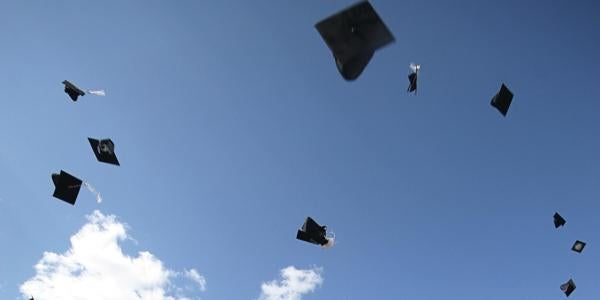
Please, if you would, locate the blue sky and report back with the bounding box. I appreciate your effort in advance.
[1,0,600,299]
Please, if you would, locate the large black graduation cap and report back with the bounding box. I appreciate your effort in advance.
[554,212,566,228]
[560,279,576,297]
[490,84,513,116]
[572,240,586,253]
[52,170,82,205]
[88,138,120,166]
[315,1,395,80]
[62,80,85,101]
[296,217,329,246]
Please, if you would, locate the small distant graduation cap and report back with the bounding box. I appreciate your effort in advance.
[560,279,576,297]
[297,217,329,246]
[554,212,566,228]
[315,1,395,80]
[62,80,85,101]
[490,84,513,116]
[51,170,82,205]
[407,64,420,94]
[572,240,586,253]
[88,138,120,166]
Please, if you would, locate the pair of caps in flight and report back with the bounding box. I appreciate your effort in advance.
[51,138,119,205]
[554,212,587,254]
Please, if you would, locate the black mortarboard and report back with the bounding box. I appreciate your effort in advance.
[88,138,120,166]
[315,1,395,80]
[296,217,329,246]
[554,212,566,228]
[408,73,417,93]
[560,279,576,297]
[52,170,82,205]
[490,84,513,116]
[572,240,586,253]
[62,80,85,101]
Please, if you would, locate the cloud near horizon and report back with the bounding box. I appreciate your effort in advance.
[259,266,323,300]
[20,210,205,300]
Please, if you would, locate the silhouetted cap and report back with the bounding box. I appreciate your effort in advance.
[52,170,82,205]
[560,279,576,297]
[315,1,395,80]
[408,73,417,93]
[296,217,329,246]
[62,80,85,101]
[490,84,513,116]
[88,138,120,166]
[572,240,586,253]
[554,212,566,228]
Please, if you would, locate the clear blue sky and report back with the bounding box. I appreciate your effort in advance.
[1,0,600,299]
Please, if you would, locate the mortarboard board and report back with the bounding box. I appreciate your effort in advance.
[296,217,329,246]
[572,240,586,253]
[52,170,82,205]
[62,80,85,102]
[88,138,120,166]
[560,279,576,297]
[315,1,395,80]
[490,83,513,116]
[554,212,566,228]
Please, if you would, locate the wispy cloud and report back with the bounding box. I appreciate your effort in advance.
[184,269,207,291]
[20,210,205,300]
[259,266,323,300]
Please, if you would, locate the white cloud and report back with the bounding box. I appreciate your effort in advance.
[183,269,207,291]
[20,210,205,300]
[259,266,323,300]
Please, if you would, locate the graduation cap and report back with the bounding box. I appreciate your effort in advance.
[52,170,82,205]
[407,63,420,94]
[560,279,576,297]
[315,1,395,80]
[296,217,330,246]
[490,83,513,116]
[572,240,586,253]
[554,212,566,228]
[62,80,85,101]
[88,138,120,166]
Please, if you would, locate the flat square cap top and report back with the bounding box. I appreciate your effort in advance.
[316,1,394,60]
[88,138,120,166]
[553,212,566,228]
[52,170,82,205]
[315,1,394,80]
[571,240,586,253]
[490,84,513,116]
[560,279,576,297]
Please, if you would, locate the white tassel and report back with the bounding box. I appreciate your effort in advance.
[87,89,106,96]
[83,181,103,204]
